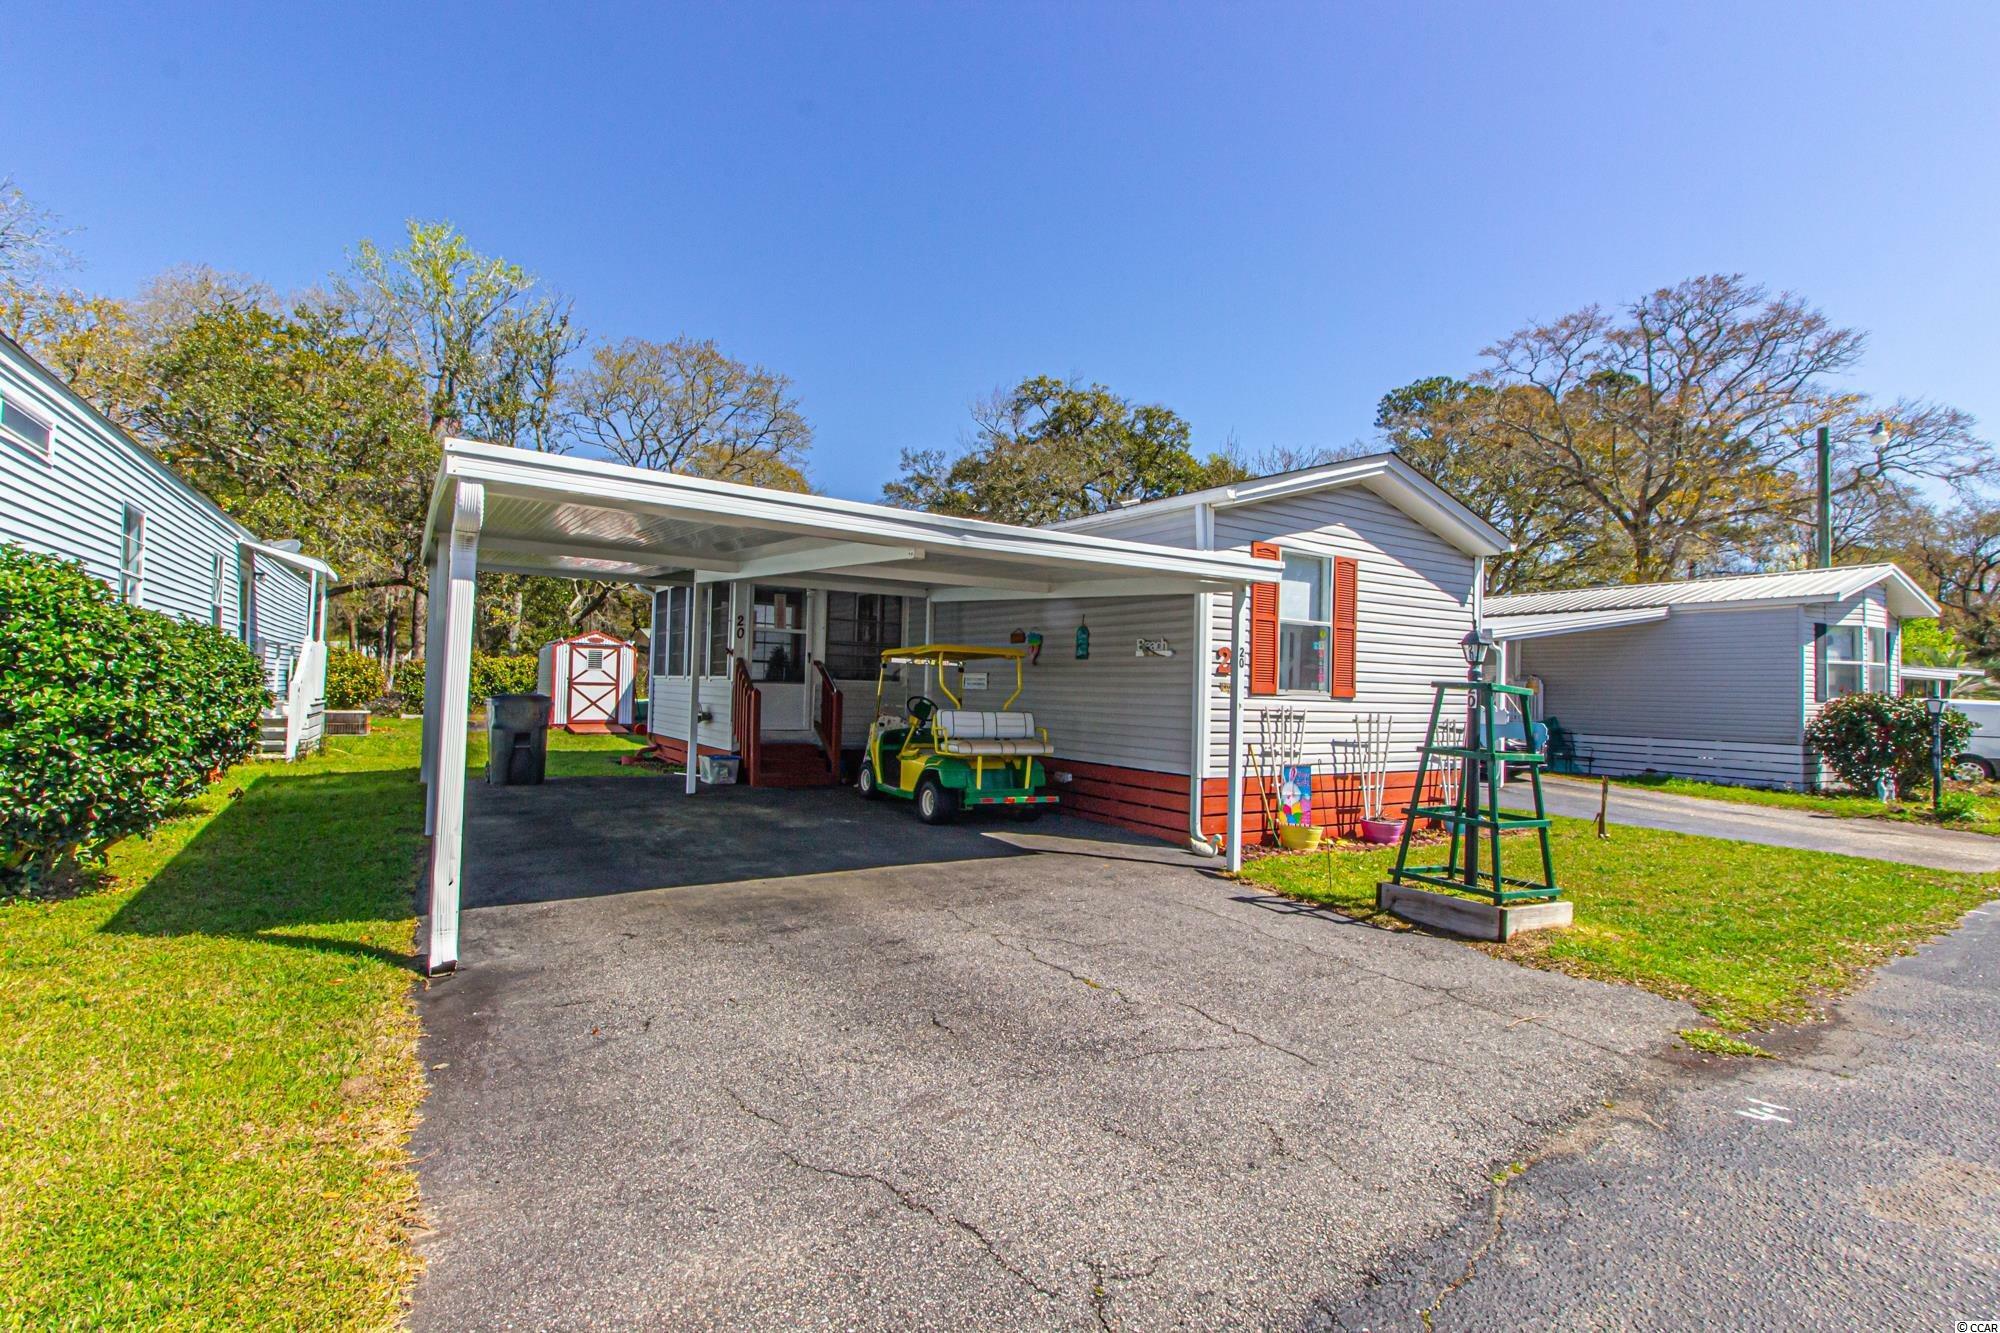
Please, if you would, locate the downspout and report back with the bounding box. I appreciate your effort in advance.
[1188,501,1215,850]
[1816,425,1833,568]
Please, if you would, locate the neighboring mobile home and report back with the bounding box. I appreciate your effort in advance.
[644,453,1511,845]
[1484,564,1940,790]
[0,332,334,758]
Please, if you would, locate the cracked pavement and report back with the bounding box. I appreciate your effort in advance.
[1329,901,2000,1331]
[410,779,1687,1328]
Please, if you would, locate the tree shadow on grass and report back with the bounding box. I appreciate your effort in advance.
[101,767,426,971]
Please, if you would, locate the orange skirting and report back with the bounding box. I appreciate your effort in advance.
[643,734,731,765]
[1200,767,1443,839]
[1045,758,1444,846]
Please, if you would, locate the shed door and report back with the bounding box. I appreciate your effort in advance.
[565,641,623,722]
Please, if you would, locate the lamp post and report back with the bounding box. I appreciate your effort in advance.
[1925,693,1946,818]
[1459,628,1495,891]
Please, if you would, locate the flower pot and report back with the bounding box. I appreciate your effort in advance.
[1276,824,1323,851]
[1358,817,1405,845]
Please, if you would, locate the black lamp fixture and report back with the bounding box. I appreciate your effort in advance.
[1461,627,1495,673]
[1925,693,1946,721]
[1925,693,1947,817]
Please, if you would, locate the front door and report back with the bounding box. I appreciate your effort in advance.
[751,585,811,732]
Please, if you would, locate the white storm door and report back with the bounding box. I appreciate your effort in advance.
[751,586,810,732]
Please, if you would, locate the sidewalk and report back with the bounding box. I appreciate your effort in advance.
[1499,775,2000,872]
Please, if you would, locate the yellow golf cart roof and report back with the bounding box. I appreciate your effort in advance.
[879,643,1028,666]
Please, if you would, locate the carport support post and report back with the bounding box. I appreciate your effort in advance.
[420,535,449,825]
[685,581,703,796]
[425,481,484,975]
[1226,587,1247,874]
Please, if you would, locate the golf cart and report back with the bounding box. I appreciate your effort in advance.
[858,644,1059,824]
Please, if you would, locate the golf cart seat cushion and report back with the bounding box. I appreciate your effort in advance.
[933,709,1053,756]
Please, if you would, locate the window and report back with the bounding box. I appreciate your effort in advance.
[751,586,807,684]
[585,649,605,671]
[824,592,906,679]
[652,586,691,676]
[210,552,227,627]
[1822,623,1893,698]
[705,587,730,676]
[1277,553,1330,692]
[0,392,53,457]
[119,506,145,606]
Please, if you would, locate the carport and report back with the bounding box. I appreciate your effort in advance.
[417,439,1279,974]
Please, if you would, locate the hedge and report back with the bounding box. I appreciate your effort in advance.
[1805,691,1976,796]
[0,542,268,891]
[324,647,386,710]
[391,653,539,710]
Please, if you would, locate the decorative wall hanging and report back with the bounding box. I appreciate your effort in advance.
[1026,630,1044,664]
[1009,628,1027,644]
[1075,618,1091,660]
[1135,637,1175,657]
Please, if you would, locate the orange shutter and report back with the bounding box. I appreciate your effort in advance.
[1249,542,1280,696]
[1331,556,1358,699]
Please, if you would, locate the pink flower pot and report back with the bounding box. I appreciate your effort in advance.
[1359,817,1405,844]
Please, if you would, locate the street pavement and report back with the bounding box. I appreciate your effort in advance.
[1329,900,2000,1331]
[1502,775,2000,872]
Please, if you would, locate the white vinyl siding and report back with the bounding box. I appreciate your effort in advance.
[0,338,255,635]
[1205,488,1478,776]
[1512,604,1804,748]
[932,594,1197,773]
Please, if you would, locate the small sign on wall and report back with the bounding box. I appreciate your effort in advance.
[1136,637,1175,658]
[962,671,989,691]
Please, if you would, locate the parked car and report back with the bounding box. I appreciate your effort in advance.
[1947,699,2000,780]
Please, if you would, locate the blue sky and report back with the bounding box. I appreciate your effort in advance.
[8,1,1996,500]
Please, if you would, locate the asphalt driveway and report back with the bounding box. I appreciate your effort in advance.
[412,777,1687,1329]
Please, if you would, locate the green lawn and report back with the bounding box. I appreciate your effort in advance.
[0,719,650,1330]
[1240,818,1995,1030]
[1606,772,2000,837]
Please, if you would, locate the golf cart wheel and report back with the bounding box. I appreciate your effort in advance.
[1951,755,1993,783]
[858,763,880,799]
[915,777,958,825]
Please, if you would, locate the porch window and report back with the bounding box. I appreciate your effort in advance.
[824,592,906,679]
[1867,626,1890,692]
[653,586,691,677]
[120,505,146,606]
[1277,553,1330,692]
[705,587,730,676]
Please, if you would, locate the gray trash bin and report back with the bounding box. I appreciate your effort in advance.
[487,693,551,785]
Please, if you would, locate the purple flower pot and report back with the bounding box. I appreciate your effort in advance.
[1359,817,1405,845]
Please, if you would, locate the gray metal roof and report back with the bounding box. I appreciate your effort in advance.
[1485,563,1939,620]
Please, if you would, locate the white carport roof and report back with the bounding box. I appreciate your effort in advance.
[423,439,1276,600]
[415,438,1282,975]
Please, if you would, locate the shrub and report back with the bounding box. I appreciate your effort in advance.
[324,647,386,710]
[390,652,540,710]
[0,543,268,891]
[1805,691,1975,797]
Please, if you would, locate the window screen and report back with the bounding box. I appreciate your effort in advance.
[706,587,730,676]
[652,587,691,676]
[0,394,53,456]
[824,592,906,679]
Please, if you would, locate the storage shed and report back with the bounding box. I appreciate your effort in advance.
[536,631,636,731]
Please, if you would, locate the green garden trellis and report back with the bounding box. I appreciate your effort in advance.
[1390,679,1561,904]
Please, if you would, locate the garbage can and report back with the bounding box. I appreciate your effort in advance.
[487,693,551,785]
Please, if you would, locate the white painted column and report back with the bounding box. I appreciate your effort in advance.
[419,536,449,811]
[685,583,703,796]
[425,481,483,976]
[1226,586,1247,874]
[923,597,935,695]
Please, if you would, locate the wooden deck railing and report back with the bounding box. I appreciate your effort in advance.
[731,657,762,786]
[812,660,843,779]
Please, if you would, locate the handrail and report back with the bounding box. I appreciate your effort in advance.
[812,659,842,778]
[731,657,762,786]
